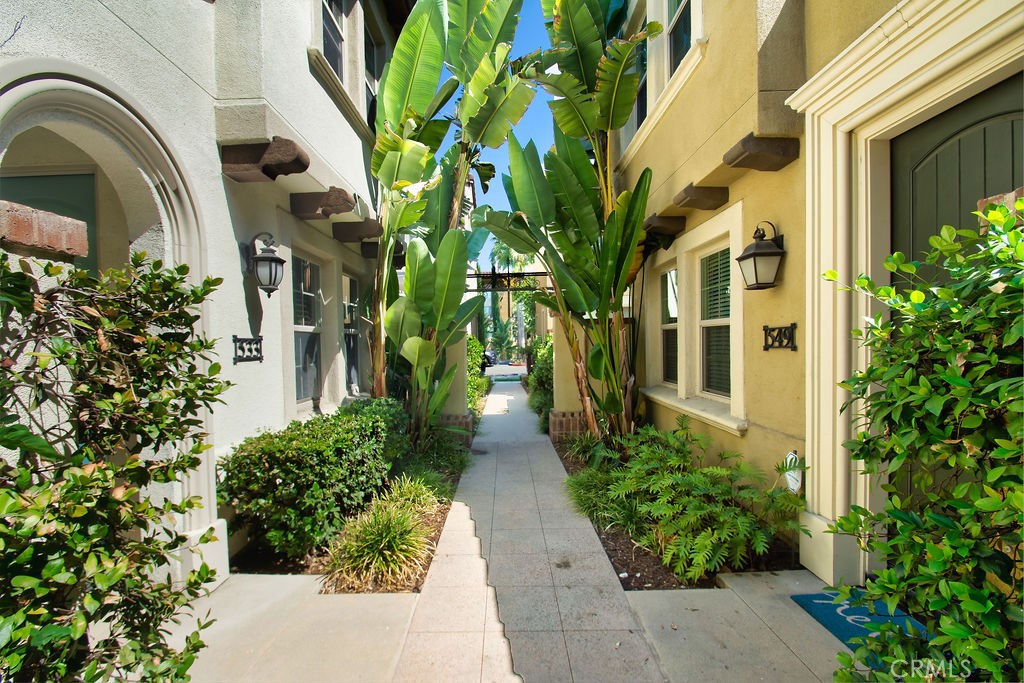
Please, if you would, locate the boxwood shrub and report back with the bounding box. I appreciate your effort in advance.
[219,398,406,558]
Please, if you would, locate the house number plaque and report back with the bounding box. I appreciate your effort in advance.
[762,323,797,351]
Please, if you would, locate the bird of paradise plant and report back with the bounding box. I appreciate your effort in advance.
[478,0,661,436]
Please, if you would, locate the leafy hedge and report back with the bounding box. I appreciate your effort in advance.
[0,253,228,682]
[219,398,406,558]
[826,200,1023,680]
[527,335,553,432]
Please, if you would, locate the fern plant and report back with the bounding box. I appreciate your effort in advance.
[606,416,808,582]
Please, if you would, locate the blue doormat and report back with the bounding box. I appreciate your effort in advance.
[791,592,927,649]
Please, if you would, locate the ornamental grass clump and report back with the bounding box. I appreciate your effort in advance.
[321,501,430,593]
[825,200,1023,681]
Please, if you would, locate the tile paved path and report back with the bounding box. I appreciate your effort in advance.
[462,380,665,683]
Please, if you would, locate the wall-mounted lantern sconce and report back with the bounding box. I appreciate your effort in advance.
[244,232,286,298]
[736,221,785,290]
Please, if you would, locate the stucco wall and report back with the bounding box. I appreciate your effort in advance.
[804,1,896,77]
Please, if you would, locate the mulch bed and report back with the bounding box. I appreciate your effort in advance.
[229,502,451,594]
[551,438,799,591]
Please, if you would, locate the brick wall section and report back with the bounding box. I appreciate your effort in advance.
[548,410,587,443]
[436,412,474,447]
[0,200,88,259]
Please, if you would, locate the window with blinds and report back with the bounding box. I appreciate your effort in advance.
[700,249,730,396]
[661,269,678,384]
[293,257,322,403]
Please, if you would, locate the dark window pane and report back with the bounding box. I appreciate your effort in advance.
[295,331,322,401]
[636,79,648,127]
[662,328,678,384]
[669,1,691,71]
[323,2,343,81]
[661,269,678,323]
[703,325,730,395]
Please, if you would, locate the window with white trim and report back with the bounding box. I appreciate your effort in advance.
[660,268,678,384]
[699,247,730,397]
[322,0,345,82]
[293,256,323,404]
[364,28,382,124]
[667,0,692,73]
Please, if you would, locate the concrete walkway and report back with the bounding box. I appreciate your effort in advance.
[466,380,664,682]
[171,379,847,682]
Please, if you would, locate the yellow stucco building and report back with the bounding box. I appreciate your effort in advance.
[590,0,1024,585]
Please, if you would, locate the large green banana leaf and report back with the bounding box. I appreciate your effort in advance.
[464,78,535,148]
[446,0,486,78]
[384,297,423,349]
[404,238,436,317]
[472,207,537,256]
[545,152,600,244]
[432,229,469,331]
[376,136,432,189]
[595,25,661,131]
[426,363,458,417]
[460,44,507,125]
[458,0,523,84]
[612,168,651,303]
[439,295,484,348]
[528,71,597,139]
[553,0,603,93]
[508,132,556,228]
[553,126,600,214]
[381,0,447,127]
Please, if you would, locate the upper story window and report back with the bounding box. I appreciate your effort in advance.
[667,0,692,73]
[364,28,382,125]
[661,268,679,384]
[322,0,345,82]
[699,247,730,397]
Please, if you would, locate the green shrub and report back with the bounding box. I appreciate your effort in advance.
[219,407,394,558]
[337,397,411,460]
[584,419,806,582]
[466,335,492,418]
[826,200,1023,680]
[527,335,554,431]
[322,503,429,592]
[566,467,643,535]
[0,253,228,681]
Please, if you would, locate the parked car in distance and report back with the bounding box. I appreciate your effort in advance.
[481,349,497,374]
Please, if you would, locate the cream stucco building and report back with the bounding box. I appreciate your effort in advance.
[0,0,411,582]
[606,0,1024,585]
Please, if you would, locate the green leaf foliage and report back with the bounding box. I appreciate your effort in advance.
[220,400,405,558]
[565,416,807,583]
[379,0,447,127]
[828,199,1024,680]
[0,253,230,681]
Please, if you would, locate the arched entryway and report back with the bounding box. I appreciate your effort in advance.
[0,72,227,581]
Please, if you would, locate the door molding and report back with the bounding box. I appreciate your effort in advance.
[786,0,1024,585]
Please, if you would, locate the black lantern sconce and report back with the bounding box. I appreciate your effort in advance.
[244,232,286,298]
[736,221,785,290]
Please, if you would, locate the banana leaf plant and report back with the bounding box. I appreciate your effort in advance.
[478,0,661,436]
[385,231,484,445]
[368,0,536,400]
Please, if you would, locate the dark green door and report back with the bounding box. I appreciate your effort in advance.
[892,73,1023,263]
[0,174,97,272]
